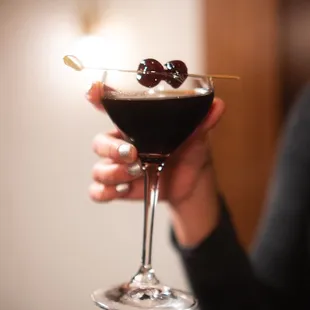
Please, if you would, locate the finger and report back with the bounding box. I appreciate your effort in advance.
[108,128,123,139]
[92,133,138,164]
[202,97,226,131]
[86,82,105,112]
[89,182,131,202]
[89,177,165,202]
[92,161,143,185]
[124,178,165,200]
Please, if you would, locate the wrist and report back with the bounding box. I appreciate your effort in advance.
[169,166,220,247]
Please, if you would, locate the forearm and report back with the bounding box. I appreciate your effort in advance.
[169,166,220,247]
[171,195,262,309]
[167,163,263,308]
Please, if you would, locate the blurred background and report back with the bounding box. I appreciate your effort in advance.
[0,0,309,309]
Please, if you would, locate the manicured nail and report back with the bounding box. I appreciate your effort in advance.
[118,144,132,160]
[127,162,142,176]
[115,183,130,194]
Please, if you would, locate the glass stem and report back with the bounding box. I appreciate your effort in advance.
[131,162,163,286]
[142,163,162,268]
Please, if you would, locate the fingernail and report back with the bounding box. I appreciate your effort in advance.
[118,144,132,160]
[85,82,96,100]
[128,162,142,176]
[86,82,103,100]
[115,183,130,194]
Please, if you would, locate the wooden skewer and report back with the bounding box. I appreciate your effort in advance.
[63,55,240,80]
[207,74,240,80]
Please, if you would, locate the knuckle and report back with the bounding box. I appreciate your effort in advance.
[106,171,117,184]
[92,163,102,181]
[108,142,116,160]
[92,133,103,153]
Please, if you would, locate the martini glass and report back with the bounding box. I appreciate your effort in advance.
[64,55,238,310]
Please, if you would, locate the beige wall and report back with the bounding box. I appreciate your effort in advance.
[0,0,204,309]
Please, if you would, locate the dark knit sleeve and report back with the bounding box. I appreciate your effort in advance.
[250,84,310,302]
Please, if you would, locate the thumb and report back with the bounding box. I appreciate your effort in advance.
[85,81,107,113]
[202,97,226,131]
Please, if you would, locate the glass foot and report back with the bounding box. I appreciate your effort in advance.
[91,283,197,310]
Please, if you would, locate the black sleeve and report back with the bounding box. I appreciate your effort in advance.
[250,83,310,302]
[172,197,262,310]
[172,83,310,310]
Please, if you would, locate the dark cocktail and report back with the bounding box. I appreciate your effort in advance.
[102,90,214,163]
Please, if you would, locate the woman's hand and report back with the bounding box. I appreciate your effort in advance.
[87,82,225,246]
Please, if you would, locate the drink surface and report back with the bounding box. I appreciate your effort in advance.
[102,90,214,162]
